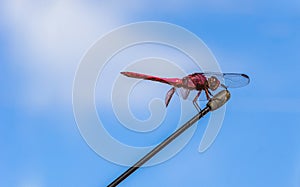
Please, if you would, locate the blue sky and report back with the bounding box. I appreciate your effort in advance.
[1,1,300,186]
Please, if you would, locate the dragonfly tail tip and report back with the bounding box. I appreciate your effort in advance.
[120,72,129,76]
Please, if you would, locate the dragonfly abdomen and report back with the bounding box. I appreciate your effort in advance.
[121,72,183,87]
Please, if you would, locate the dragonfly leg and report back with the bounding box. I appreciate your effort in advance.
[165,87,176,107]
[193,102,201,112]
[204,88,211,100]
[221,83,227,90]
[193,91,202,112]
[207,89,213,96]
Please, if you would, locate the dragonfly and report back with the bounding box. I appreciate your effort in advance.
[121,71,250,111]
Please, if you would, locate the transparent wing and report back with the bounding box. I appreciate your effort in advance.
[179,88,190,100]
[201,72,250,88]
[223,73,250,88]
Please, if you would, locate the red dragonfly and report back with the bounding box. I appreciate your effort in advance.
[121,71,250,111]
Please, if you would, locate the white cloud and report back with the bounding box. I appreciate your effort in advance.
[3,1,124,58]
[1,1,134,109]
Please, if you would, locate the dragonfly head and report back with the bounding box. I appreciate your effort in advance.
[207,76,220,91]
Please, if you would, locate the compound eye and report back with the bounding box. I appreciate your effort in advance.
[208,76,220,91]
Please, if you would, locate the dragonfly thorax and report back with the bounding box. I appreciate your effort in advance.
[182,76,196,89]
